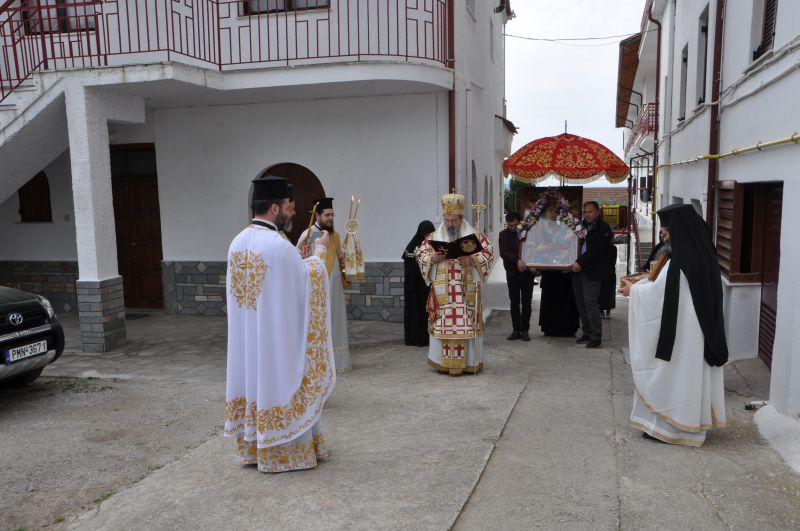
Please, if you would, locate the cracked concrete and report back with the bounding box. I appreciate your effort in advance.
[3,292,798,530]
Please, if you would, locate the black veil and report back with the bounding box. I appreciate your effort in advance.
[655,204,728,367]
[404,220,436,256]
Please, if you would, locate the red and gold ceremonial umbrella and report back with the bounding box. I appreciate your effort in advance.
[503,133,629,184]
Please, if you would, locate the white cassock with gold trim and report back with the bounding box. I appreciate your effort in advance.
[224,219,336,472]
[628,260,726,446]
[297,224,352,373]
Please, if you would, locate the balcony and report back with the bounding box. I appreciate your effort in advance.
[0,0,450,102]
[624,102,656,157]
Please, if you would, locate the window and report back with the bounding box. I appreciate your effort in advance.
[489,176,495,232]
[23,0,96,34]
[678,44,688,121]
[243,0,330,15]
[490,19,495,62]
[716,181,783,282]
[697,6,709,105]
[639,176,652,203]
[18,172,53,223]
[753,0,778,61]
[483,175,489,231]
[471,160,478,222]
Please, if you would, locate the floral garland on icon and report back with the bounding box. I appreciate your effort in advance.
[519,193,587,240]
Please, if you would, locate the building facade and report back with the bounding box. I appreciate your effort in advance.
[0,1,515,352]
[617,0,800,419]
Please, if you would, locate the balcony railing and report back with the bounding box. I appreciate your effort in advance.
[0,0,449,102]
[624,102,656,156]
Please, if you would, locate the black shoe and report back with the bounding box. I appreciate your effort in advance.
[507,331,521,340]
[576,335,591,344]
[586,340,602,349]
[520,332,531,342]
[642,432,667,443]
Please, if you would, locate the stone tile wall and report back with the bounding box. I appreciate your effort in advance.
[162,261,227,316]
[76,276,126,352]
[0,261,79,312]
[345,262,406,323]
[0,260,410,322]
[161,260,406,321]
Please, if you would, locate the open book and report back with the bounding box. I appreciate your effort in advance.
[428,234,484,259]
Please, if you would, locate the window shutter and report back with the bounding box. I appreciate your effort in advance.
[754,0,778,60]
[764,0,778,47]
[716,181,741,279]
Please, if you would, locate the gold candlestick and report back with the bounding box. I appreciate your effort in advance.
[303,201,320,256]
[472,202,487,236]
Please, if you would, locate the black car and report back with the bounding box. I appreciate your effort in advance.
[0,286,65,387]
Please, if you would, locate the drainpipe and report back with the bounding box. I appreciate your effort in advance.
[448,0,456,191]
[706,0,725,226]
[648,4,662,247]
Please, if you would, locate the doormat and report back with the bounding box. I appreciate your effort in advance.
[126,313,150,320]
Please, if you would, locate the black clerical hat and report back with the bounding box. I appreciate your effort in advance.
[313,197,334,212]
[252,175,290,201]
[657,203,694,227]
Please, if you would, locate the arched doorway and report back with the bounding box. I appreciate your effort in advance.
[262,163,325,244]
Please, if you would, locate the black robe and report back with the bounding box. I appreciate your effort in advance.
[538,271,580,337]
[403,221,435,347]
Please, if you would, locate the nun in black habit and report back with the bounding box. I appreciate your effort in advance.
[620,204,728,446]
[403,220,435,346]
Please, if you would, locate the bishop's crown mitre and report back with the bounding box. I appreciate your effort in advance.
[441,192,466,216]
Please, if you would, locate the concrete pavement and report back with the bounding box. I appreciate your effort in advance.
[44,296,800,530]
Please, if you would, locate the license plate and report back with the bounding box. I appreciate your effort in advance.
[5,340,48,364]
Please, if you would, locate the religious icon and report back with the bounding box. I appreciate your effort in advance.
[521,220,578,269]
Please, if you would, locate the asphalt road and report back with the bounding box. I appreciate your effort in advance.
[0,376,224,530]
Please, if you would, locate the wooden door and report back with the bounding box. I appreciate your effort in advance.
[757,183,783,367]
[263,163,325,244]
[113,175,164,309]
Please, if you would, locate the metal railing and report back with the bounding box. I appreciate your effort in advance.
[624,102,656,156]
[0,0,449,102]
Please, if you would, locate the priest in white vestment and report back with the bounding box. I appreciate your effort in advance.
[297,197,352,372]
[224,175,336,473]
[621,204,728,446]
[416,192,493,375]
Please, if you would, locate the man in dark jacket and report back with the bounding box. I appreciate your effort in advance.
[570,201,615,348]
[499,211,535,341]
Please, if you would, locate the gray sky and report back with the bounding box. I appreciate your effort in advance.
[504,0,645,185]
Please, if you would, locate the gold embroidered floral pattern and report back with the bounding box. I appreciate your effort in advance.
[257,438,317,473]
[228,250,267,310]
[502,133,629,183]
[224,259,333,446]
[236,432,328,472]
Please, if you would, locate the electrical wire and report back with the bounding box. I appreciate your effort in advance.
[504,28,656,44]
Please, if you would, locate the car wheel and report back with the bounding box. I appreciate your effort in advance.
[3,367,45,388]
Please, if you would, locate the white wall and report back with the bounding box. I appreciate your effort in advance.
[717,54,800,417]
[453,1,508,244]
[0,151,77,261]
[150,92,448,262]
[660,0,800,417]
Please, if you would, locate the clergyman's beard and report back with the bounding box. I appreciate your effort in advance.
[319,222,334,233]
[282,219,293,233]
[447,227,458,240]
[275,211,288,231]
